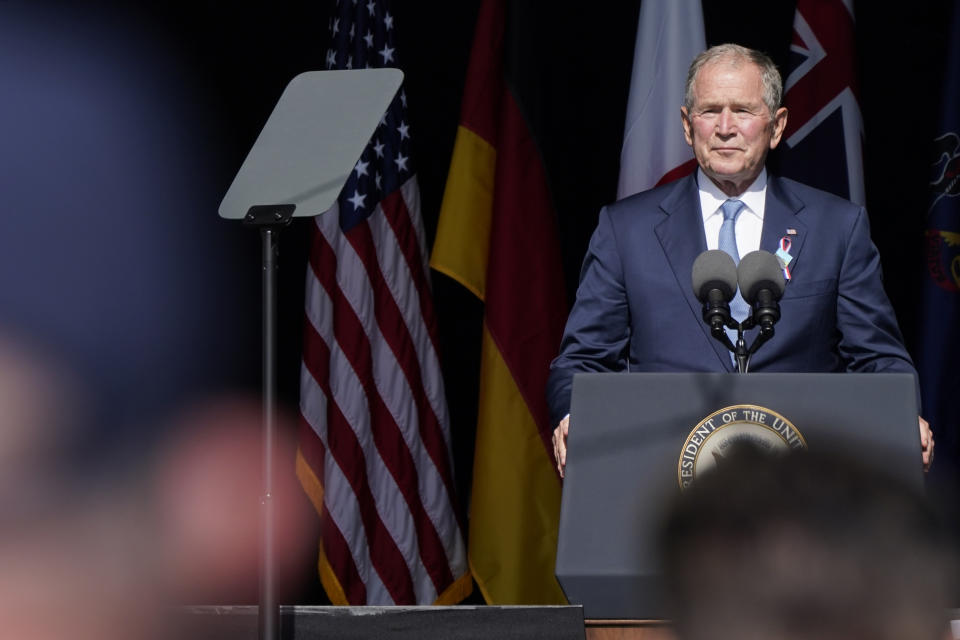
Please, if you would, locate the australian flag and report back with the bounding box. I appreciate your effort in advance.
[777,0,864,205]
[919,0,960,523]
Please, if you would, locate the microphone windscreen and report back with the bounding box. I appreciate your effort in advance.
[691,250,738,302]
[737,250,786,304]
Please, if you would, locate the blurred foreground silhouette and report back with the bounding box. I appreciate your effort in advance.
[659,444,957,640]
[0,334,314,640]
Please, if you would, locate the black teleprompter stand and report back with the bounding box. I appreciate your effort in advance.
[244,204,294,640]
[218,70,404,640]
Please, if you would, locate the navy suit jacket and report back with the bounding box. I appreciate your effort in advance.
[546,173,916,426]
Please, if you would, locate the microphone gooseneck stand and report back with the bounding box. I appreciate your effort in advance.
[730,314,776,373]
[705,310,776,374]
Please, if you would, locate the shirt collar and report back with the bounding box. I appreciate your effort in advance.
[697,168,767,222]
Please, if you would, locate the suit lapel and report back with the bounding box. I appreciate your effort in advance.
[655,174,734,371]
[761,176,807,280]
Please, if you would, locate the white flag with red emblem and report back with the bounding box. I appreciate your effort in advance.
[617,0,706,198]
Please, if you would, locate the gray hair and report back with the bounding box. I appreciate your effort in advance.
[684,44,783,117]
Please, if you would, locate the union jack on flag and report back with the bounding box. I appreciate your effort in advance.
[295,0,471,605]
[779,0,865,205]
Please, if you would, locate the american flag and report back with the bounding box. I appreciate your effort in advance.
[295,0,470,605]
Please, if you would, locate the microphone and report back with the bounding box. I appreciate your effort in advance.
[737,250,786,331]
[691,250,738,331]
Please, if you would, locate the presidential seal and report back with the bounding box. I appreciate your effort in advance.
[677,405,807,489]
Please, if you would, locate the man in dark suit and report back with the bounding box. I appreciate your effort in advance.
[547,44,934,475]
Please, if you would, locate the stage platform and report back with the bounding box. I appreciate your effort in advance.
[175,605,960,639]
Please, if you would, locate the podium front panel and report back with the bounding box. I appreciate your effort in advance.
[555,372,921,619]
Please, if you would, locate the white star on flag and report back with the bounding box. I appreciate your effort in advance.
[397,121,410,141]
[372,139,385,158]
[384,12,393,30]
[367,0,376,16]
[347,189,365,210]
[395,152,408,172]
[364,30,374,48]
[379,44,395,63]
[354,158,369,177]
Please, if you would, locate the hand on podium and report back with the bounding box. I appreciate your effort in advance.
[919,416,934,472]
[552,415,569,478]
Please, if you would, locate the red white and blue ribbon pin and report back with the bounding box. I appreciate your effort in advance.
[776,236,793,281]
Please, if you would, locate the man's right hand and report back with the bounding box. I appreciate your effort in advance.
[552,415,570,478]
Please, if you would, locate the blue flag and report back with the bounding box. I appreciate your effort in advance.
[919,0,960,513]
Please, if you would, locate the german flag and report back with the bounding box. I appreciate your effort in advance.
[430,0,567,604]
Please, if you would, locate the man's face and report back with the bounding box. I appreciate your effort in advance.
[681,59,787,193]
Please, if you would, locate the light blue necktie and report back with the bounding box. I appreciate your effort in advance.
[718,199,749,353]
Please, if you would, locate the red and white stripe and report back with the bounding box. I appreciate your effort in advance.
[298,175,467,604]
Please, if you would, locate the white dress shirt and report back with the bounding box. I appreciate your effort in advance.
[698,168,767,258]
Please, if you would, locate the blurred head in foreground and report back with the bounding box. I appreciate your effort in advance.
[0,349,313,640]
[659,446,955,640]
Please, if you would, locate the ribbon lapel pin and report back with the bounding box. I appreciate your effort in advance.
[776,236,793,281]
